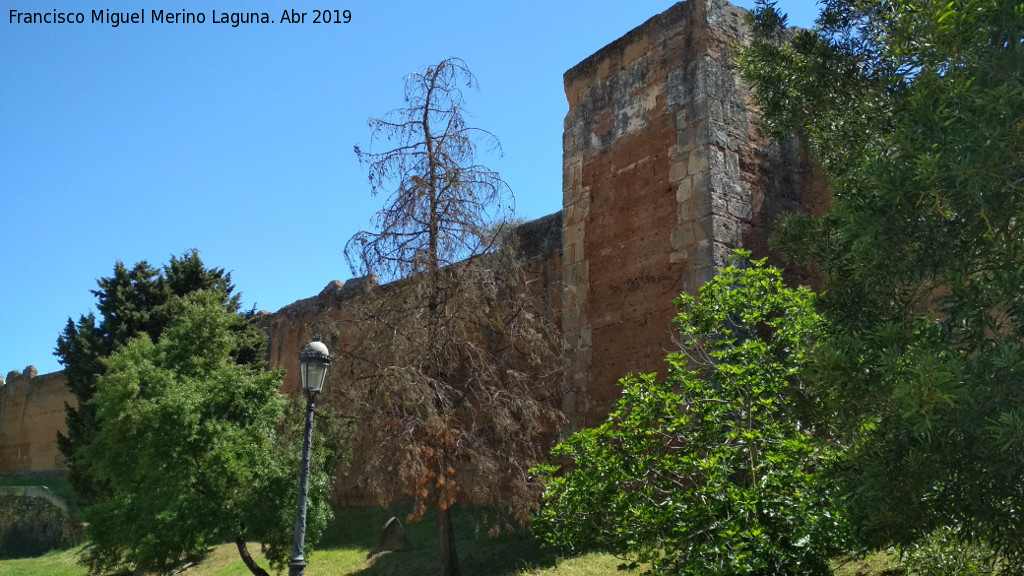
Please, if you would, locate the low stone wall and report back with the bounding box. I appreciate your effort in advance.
[0,487,82,558]
[0,486,73,515]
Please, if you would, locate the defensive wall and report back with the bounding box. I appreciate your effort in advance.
[0,368,74,475]
[260,212,564,396]
[0,0,828,475]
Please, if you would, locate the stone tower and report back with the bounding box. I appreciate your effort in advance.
[560,0,827,428]
[0,0,830,476]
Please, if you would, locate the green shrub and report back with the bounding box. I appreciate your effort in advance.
[903,526,997,576]
[533,255,846,575]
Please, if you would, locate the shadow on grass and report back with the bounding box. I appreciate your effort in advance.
[321,506,559,576]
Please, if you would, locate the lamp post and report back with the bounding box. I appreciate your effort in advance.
[289,337,331,576]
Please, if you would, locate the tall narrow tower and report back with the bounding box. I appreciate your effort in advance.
[561,0,828,429]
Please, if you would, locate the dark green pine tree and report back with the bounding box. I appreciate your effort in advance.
[56,249,265,506]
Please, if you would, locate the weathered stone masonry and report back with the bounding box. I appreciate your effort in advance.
[0,0,829,475]
[561,0,826,428]
[0,369,75,475]
[260,212,565,398]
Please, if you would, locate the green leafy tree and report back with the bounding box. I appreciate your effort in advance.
[738,0,1024,563]
[56,250,263,506]
[533,256,844,576]
[79,290,334,576]
[339,57,563,576]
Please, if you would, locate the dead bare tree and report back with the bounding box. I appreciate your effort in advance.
[336,58,563,576]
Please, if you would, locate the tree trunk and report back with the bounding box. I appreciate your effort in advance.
[235,536,271,576]
[436,505,461,576]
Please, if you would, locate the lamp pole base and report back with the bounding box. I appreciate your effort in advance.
[288,556,307,576]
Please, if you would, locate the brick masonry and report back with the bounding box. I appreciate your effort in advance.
[0,0,828,475]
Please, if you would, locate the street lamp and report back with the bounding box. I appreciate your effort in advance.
[289,337,331,576]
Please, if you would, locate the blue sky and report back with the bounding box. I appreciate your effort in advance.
[1,0,819,377]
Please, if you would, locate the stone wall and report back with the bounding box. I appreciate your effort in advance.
[0,488,82,558]
[0,368,72,475]
[261,213,565,397]
[561,0,826,429]
[259,215,565,503]
[0,0,829,475]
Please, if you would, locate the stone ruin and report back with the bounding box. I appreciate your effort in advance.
[0,367,74,474]
[0,0,828,476]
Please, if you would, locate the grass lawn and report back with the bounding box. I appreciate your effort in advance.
[0,507,640,576]
[0,545,89,576]
[0,545,630,576]
[0,505,905,576]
